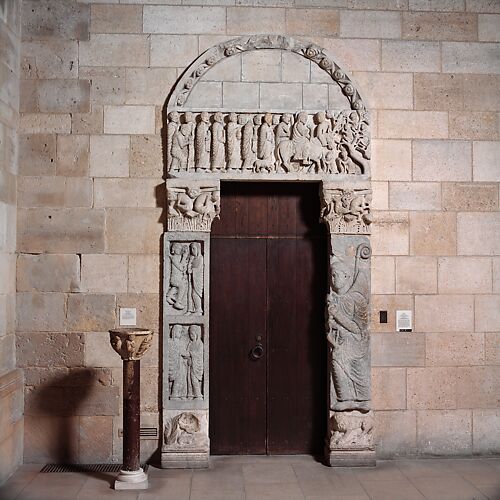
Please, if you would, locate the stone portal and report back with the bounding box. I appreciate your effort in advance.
[161,35,374,468]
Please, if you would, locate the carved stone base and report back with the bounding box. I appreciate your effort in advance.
[114,468,149,490]
[325,448,376,467]
[161,450,209,469]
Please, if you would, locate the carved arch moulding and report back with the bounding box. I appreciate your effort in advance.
[162,35,374,469]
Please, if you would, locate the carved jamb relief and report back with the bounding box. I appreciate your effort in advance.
[172,35,365,113]
[167,181,220,232]
[320,186,372,235]
[168,324,204,401]
[167,110,370,177]
[326,235,373,451]
[166,240,204,316]
[164,410,209,451]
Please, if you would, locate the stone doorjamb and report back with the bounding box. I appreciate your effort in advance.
[161,35,374,468]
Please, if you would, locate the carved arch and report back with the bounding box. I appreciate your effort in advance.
[167,34,366,112]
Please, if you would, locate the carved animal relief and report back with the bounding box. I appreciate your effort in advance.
[167,110,370,176]
[164,412,208,449]
[168,324,204,401]
[320,188,372,234]
[167,184,220,232]
[166,242,204,315]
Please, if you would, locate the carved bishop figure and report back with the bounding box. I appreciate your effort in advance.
[195,112,211,172]
[226,113,240,171]
[211,112,225,171]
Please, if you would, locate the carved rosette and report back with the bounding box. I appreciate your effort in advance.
[109,328,154,361]
[320,186,372,235]
[171,35,365,113]
[167,181,220,232]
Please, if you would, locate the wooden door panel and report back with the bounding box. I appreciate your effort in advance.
[210,237,267,454]
[210,182,326,455]
[267,238,327,454]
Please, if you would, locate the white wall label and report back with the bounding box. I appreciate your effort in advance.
[119,308,137,326]
[396,310,412,332]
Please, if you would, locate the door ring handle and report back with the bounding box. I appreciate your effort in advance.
[250,343,264,360]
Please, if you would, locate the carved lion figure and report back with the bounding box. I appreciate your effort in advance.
[329,410,373,449]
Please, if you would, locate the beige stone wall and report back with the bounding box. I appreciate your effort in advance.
[0,0,23,483]
[16,0,499,463]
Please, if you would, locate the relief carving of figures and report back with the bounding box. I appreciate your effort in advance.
[166,242,205,314]
[329,410,373,450]
[226,113,241,171]
[256,113,275,173]
[195,112,211,172]
[326,241,371,413]
[167,184,220,232]
[164,412,208,449]
[211,112,225,171]
[166,111,370,177]
[168,325,204,401]
[320,187,372,235]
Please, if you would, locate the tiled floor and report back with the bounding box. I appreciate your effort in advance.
[1,456,499,500]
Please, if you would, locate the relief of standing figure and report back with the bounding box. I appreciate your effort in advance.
[186,325,204,400]
[211,112,225,171]
[226,113,240,171]
[241,114,255,171]
[184,112,196,171]
[187,243,203,314]
[256,113,275,172]
[167,111,180,171]
[166,243,189,310]
[169,325,188,399]
[195,111,211,172]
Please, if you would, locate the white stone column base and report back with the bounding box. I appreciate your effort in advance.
[114,468,149,490]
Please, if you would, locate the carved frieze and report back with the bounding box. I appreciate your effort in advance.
[168,324,204,401]
[320,186,372,235]
[167,110,370,177]
[167,181,220,232]
[166,241,204,315]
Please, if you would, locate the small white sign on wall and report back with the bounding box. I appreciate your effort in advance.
[396,310,412,332]
[119,308,137,326]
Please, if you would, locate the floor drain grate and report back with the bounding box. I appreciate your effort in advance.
[40,464,149,473]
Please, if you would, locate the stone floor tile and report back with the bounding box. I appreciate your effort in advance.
[298,478,337,497]
[13,473,88,500]
[353,461,406,482]
[396,459,461,478]
[146,466,192,478]
[361,479,425,500]
[446,458,499,475]
[246,482,305,500]
[0,465,41,499]
[243,463,297,483]
[481,458,500,470]
[461,470,500,487]
[327,470,368,497]
[189,489,245,500]
[409,475,489,500]
[475,484,500,500]
[137,477,190,500]
[191,465,244,490]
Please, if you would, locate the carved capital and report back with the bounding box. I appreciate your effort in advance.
[320,183,372,235]
[167,180,220,232]
[109,328,153,361]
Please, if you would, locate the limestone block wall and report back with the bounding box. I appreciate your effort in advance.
[0,0,23,483]
[15,0,500,463]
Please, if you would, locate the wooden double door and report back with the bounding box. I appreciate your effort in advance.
[210,182,327,455]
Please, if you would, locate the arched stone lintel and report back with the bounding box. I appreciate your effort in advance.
[167,34,366,113]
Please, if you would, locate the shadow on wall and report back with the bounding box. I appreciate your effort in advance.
[25,368,119,473]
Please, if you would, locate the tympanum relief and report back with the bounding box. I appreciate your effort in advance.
[167,183,220,232]
[168,324,204,401]
[166,241,204,315]
[167,110,370,176]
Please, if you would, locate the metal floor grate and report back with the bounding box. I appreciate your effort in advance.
[40,464,149,473]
